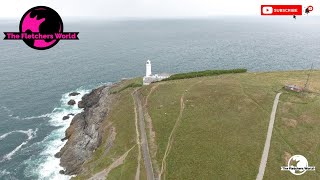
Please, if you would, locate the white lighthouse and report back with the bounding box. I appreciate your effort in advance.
[143,60,170,85]
[146,60,152,77]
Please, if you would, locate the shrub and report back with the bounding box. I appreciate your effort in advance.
[162,69,247,81]
[111,81,143,94]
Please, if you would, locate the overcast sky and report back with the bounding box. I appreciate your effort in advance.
[0,0,319,18]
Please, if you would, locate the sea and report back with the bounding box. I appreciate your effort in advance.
[0,16,320,180]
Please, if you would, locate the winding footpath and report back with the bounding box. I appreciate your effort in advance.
[133,90,155,180]
[158,81,202,179]
[256,93,282,180]
[159,92,186,180]
[88,145,136,180]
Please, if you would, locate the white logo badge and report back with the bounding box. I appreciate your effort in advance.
[262,7,273,14]
[281,155,315,175]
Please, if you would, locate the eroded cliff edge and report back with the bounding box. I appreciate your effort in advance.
[55,85,113,175]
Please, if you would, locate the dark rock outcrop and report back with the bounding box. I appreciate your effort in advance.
[69,92,80,96]
[59,170,65,174]
[67,100,76,106]
[62,116,69,120]
[55,152,62,158]
[78,101,84,108]
[57,85,113,175]
[77,88,104,110]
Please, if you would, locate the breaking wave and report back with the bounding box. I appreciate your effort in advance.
[0,129,38,162]
[0,169,11,176]
[23,87,91,180]
[22,114,52,120]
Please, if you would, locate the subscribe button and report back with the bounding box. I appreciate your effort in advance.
[261,5,302,15]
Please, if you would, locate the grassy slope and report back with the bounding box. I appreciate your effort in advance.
[73,79,140,180]
[265,95,320,178]
[140,71,320,179]
[74,71,320,179]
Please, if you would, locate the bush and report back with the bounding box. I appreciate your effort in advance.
[162,69,247,81]
[111,81,143,94]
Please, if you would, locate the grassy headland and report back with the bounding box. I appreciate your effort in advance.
[74,70,320,180]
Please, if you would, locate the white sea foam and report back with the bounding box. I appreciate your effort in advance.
[24,88,91,180]
[0,128,38,162]
[22,113,51,120]
[0,169,11,176]
[0,129,35,141]
[0,131,12,141]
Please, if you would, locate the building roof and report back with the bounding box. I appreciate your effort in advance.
[284,84,303,92]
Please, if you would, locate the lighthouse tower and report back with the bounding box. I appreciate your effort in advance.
[146,60,152,77]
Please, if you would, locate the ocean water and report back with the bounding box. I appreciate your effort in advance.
[1,16,320,179]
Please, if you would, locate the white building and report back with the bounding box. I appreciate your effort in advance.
[143,60,170,85]
[146,60,152,77]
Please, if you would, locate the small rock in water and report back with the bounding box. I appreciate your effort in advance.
[68,100,76,106]
[69,92,80,96]
[59,170,65,174]
[62,116,70,120]
[68,113,75,116]
[78,101,84,108]
[61,137,68,142]
[54,152,62,158]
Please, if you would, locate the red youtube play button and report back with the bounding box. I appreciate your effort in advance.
[261,5,302,15]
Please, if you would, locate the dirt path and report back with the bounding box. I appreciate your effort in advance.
[133,90,155,180]
[143,84,161,175]
[256,93,282,180]
[88,145,136,180]
[145,84,160,106]
[158,81,202,180]
[158,93,185,180]
[133,91,142,180]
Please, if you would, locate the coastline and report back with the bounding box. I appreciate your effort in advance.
[22,87,91,180]
[55,84,115,176]
[52,70,320,179]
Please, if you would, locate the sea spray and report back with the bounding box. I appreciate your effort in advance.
[23,88,90,180]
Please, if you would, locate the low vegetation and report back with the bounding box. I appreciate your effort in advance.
[162,68,247,81]
[140,70,320,179]
[73,81,138,179]
[110,77,143,94]
[75,70,320,179]
[264,91,320,180]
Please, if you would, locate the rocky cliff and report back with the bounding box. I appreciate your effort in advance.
[55,85,113,175]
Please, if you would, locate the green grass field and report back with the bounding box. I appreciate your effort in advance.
[75,70,320,180]
[264,92,320,179]
[140,71,320,179]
